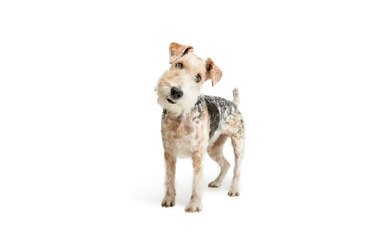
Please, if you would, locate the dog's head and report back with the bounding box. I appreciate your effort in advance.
[156,42,222,115]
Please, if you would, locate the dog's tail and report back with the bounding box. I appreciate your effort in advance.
[233,88,240,106]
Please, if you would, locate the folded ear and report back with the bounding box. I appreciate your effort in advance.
[169,42,194,64]
[206,58,222,86]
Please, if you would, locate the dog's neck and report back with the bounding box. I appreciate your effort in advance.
[163,95,204,121]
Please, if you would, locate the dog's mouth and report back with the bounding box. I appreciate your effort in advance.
[167,98,176,104]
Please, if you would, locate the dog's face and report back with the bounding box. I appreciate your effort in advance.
[157,42,222,115]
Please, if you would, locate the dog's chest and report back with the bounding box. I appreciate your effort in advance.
[162,112,208,157]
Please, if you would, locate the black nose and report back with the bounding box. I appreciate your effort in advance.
[171,87,183,99]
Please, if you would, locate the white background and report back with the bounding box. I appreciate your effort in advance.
[1,0,374,249]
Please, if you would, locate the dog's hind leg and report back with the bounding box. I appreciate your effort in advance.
[207,134,230,188]
[228,132,245,197]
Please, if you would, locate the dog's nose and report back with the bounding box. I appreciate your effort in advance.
[171,87,183,99]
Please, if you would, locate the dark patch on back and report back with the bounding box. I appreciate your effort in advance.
[204,97,220,138]
[203,95,238,138]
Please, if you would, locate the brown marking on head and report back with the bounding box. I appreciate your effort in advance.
[206,58,223,87]
[169,42,194,64]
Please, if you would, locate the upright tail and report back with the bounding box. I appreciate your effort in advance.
[233,88,240,106]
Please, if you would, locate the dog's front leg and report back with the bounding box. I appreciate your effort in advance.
[185,153,203,213]
[161,152,176,207]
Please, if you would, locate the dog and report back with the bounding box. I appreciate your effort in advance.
[156,42,245,212]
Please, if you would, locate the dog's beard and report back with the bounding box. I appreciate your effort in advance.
[157,82,200,116]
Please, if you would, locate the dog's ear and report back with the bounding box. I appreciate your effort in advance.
[169,42,194,64]
[206,58,222,87]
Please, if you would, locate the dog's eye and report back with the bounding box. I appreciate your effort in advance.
[195,74,201,83]
[176,62,183,69]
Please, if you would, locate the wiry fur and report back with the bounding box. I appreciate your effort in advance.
[156,42,245,213]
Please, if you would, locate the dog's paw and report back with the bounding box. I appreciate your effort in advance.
[185,200,202,213]
[228,187,240,197]
[208,180,221,188]
[161,196,175,207]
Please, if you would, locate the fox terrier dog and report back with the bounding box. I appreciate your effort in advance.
[156,42,245,212]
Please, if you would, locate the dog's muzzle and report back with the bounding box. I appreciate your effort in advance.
[167,87,183,104]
